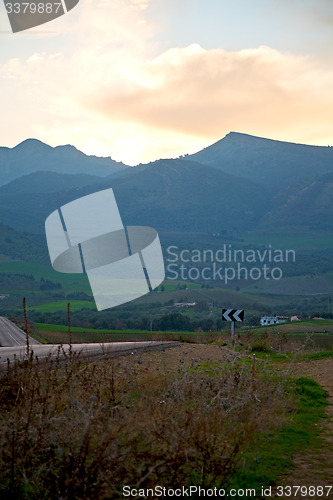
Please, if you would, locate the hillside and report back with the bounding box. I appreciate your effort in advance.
[0,223,47,263]
[110,158,272,232]
[187,132,333,186]
[0,171,104,195]
[0,159,273,234]
[260,172,333,231]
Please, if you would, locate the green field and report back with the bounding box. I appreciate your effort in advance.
[243,227,333,250]
[250,319,333,334]
[33,319,333,348]
[28,300,96,313]
[36,318,333,334]
[34,322,200,344]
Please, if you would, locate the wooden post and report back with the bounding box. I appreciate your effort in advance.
[23,297,30,358]
[67,302,72,360]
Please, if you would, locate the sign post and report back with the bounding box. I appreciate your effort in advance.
[222,308,244,340]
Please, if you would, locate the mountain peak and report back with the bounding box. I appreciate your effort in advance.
[221,131,286,145]
[186,131,333,186]
[13,138,52,151]
[0,138,128,187]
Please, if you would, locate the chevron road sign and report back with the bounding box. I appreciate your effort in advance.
[222,309,244,322]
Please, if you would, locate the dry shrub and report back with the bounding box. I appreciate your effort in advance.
[0,346,288,499]
[239,329,315,355]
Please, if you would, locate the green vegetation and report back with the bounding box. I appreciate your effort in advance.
[0,223,47,264]
[228,377,328,491]
[27,300,96,313]
[243,227,333,250]
[303,350,333,361]
[34,324,216,344]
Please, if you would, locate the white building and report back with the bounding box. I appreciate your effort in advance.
[260,315,288,326]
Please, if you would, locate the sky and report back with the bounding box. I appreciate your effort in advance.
[1,0,333,165]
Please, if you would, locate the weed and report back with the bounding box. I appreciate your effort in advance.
[303,350,333,361]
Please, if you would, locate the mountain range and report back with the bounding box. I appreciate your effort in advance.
[0,138,128,186]
[0,132,332,246]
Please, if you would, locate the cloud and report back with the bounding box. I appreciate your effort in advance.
[1,0,333,164]
[82,44,333,146]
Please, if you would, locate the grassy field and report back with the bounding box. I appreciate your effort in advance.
[242,273,333,295]
[36,318,333,334]
[243,227,333,249]
[33,320,333,348]
[28,300,96,313]
[34,323,209,344]
[250,319,333,334]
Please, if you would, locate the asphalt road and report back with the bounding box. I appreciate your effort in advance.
[0,316,41,347]
[0,341,180,366]
[0,316,179,366]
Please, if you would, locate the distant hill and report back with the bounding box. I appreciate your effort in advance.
[0,223,47,263]
[0,159,273,234]
[0,139,129,186]
[187,132,333,186]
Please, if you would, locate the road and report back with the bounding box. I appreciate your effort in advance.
[0,341,180,366]
[0,316,41,347]
[0,316,179,365]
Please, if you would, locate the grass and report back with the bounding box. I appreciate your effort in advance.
[303,350,333,361]
[243,227,333,249]
[227,376,329,492]
[27,300,96,313]
[36,323,134,333]
[249,319,333,335]
[34,327,221,344]
[33,320,333,349]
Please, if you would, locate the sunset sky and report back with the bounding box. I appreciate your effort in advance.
[1,0,333,165]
